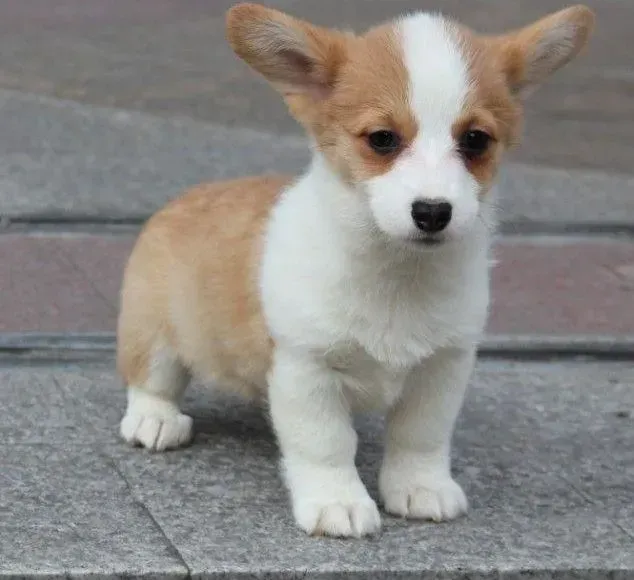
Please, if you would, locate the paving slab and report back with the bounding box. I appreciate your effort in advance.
[0,361,632,578]
[0,442,188,578]
[0,235,116,333]
[0,89,633,225]
[0,367,120,445]
[0,0,630,174]
[2,233,634,337]
[489,238,634,335]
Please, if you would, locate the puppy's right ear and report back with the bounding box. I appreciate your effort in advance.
[226,3,349,101]
[493,5,594,98]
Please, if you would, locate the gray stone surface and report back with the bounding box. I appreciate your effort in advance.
[496,165,634,225]
[0,443,187,578]
[1,89,633,225]
[0,368,120,445]
[1,361,633,578]
[0,89,308,219]
[0,0,631,174]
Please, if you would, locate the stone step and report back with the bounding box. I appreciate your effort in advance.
[1,88,633,225]
[1,0,633,175]
[1,361,632,578]
[2,233,634,339]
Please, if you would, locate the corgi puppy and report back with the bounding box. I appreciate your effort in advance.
[117,3,594,538]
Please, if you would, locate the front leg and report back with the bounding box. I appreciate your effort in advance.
[379,346,475,521]
[268,347,381,538]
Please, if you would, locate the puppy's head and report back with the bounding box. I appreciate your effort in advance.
[227,4,594,247]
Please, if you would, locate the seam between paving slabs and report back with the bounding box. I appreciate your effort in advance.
[52,365,191,575]
[11,362,634,576]
[55,242,119,315]
[3,333,634,362]
[51,351,189,573]
[10,371,190,577]
[102,451,192,578]
[4,216,634,238]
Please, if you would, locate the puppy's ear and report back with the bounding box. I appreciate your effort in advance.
[494,5,594,98]
[226,3,349,101]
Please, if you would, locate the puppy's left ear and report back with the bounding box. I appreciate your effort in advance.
[495,5,595,98]
[226,3,349,101]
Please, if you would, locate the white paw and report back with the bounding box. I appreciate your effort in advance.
[120,411,193,451]
[294,497,381,538]
[381,476,468,522]
[120,388,193,451]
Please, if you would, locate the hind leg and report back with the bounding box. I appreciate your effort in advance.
[120,345,193,451]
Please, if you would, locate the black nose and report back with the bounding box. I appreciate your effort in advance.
[411,200,452,233]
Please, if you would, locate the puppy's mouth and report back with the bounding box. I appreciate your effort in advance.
[406,234,447,248]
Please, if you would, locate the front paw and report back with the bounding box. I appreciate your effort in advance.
[380,473,467,522]
[294,496,381,538]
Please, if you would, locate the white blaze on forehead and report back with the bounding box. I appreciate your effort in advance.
[364,15,481,243]
[398,13,470,147]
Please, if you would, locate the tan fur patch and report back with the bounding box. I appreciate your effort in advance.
[226,3,349,100]
[229,12,416,185]
[451,26,523,192]
[316,24,416,183]
[492,5,594,96]
[451,6,593,191]
[117,175,290,397]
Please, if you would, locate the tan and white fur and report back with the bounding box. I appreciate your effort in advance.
[117,3,594,538]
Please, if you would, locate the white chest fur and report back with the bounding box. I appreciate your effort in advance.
[323,340,410,410]
[317,246,489,410]
[260,160,491,410]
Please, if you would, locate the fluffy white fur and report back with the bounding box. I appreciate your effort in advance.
[121,345,193,451]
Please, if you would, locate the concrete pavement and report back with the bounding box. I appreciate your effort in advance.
[1,361,633,578]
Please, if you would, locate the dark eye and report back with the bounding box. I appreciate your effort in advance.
[367,130,401,155]
[458,130,492,160]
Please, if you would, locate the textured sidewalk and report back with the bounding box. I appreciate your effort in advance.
[1,361,633,579]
